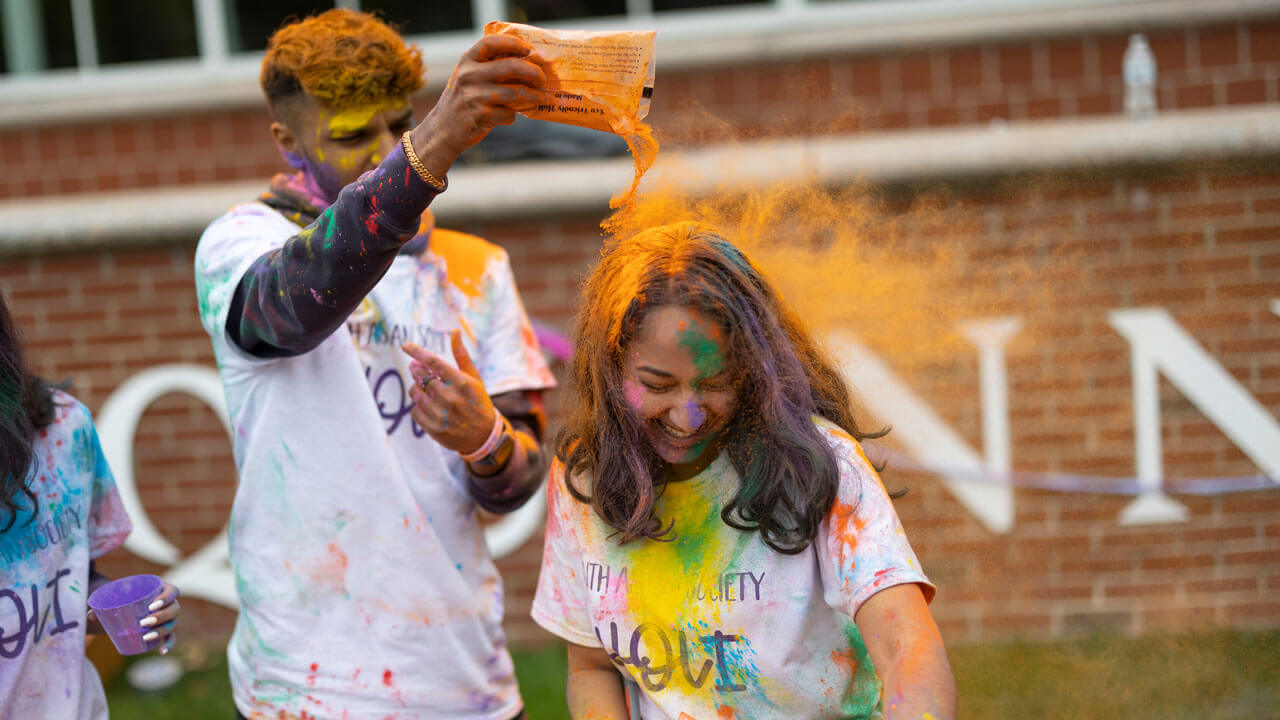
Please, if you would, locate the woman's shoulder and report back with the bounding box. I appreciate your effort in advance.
[810,414,879,479]
[810,414,859,453]
[46,389,93,433]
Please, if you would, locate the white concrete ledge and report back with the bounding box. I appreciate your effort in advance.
[1,0,1276,128]
[2,104,1278,255]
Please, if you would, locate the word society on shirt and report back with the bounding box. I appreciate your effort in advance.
[583,562,767,604]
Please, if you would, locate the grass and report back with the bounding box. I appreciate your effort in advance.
[104,629,1280,720]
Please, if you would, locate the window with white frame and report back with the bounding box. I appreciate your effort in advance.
[0,0,807,75]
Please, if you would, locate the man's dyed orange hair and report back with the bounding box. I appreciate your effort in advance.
[260,9,424,111]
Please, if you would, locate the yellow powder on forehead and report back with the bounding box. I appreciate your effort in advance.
[321,99,411,135]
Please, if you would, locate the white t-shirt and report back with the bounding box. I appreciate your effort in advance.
[532,418,934,720]
[196,202,555,720]
[0,392,131,720]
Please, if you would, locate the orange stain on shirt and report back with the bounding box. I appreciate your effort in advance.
[428,226,505,299]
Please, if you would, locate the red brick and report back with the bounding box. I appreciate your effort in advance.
[1226,78,1268,105]
[949,48,983,88]
[1132,231,1206,251]
[976,102,1011,122]
[1250,21,1280,63]
[1217,225,1279,244]
[1177,255,1251,273]
[1048,40,1086,81]
[1196,25,1241,67]
[1140,554,1214,571]
[1213,279,1274,298]
[1026,97,1061,119]
[927,107,960,127]
[847,56,882,97]
[1222,600,1280,622]
[1075,92,1116,115]
[899,53,932,94]
[999,45,1035,85]
[1147,30,1190,72]
[1169,200,1246,220]
[1105,581,1177,599]
[1255,196,1280,214]
[1174,82,1217,109]
[1221,546,1280,567]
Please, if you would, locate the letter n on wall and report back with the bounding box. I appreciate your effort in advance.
[1108,307,1280,525]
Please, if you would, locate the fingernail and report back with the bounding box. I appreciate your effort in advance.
[140,616,157,628]
[142,631,159,642]
[148,600,164,612]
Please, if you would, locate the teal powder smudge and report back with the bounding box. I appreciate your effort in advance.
[676,319,725,380]
[840,619,882,717]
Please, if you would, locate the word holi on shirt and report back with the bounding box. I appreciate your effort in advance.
[364,366,426,440]
[0,567,80,658]
[0,503,84,565]
[596,621,749,694]
[582,562,767,605]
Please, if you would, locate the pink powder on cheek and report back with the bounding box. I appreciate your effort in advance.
[622,378,646,410]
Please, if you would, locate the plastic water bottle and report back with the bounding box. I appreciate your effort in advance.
[1123,33,1157,118]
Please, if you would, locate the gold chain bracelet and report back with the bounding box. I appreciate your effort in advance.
[400,132,447,193]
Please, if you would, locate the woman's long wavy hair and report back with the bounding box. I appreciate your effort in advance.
[0,291,57,532]
[556,222,884,554]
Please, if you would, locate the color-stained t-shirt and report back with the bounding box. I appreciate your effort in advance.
[532,417,934,720]
[0,392,132,720]
[196,200,555,720]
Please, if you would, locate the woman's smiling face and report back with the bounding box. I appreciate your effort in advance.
[621,305,738,474]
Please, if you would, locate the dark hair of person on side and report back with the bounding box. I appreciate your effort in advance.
[0,291,59,532]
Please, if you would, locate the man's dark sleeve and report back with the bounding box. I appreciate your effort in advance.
[228,147,440,358]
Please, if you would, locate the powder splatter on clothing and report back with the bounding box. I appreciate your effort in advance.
[532,417,933,720]
[0,392,131,720]
[196,143,554,720]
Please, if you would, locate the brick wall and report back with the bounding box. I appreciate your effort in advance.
[3,156,1277,648]
[2,17,1278,199]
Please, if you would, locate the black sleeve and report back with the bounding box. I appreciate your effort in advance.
[227,147,440,358]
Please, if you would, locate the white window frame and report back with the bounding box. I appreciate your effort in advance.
[0,0,1272,126]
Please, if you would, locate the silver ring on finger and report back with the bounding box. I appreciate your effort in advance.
[421,374,441,391]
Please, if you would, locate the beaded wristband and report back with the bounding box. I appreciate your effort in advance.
[400,132,448,193]
[461,411,508,463]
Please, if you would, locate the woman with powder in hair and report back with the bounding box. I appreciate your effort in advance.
[531,223,955,720]
[0,291,180,720]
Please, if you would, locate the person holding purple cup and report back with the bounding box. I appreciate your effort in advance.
[88,573,181,656]
[1,289,181,720]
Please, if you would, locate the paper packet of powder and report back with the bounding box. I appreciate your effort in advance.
[484,21,655,135]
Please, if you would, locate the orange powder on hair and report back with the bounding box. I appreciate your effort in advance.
[597,154,1057,380]
[262,9,425,110]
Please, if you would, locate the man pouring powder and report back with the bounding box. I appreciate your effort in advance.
[195,10,554,720]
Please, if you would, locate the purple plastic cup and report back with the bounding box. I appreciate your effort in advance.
[88,574,164,655]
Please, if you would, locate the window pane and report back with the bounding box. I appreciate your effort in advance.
[507,0,627,24]
[227,0,335,53]
[42,0,78,69]
[363,0,472,35]
[94,0,199,65]
[654,0,769,10]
